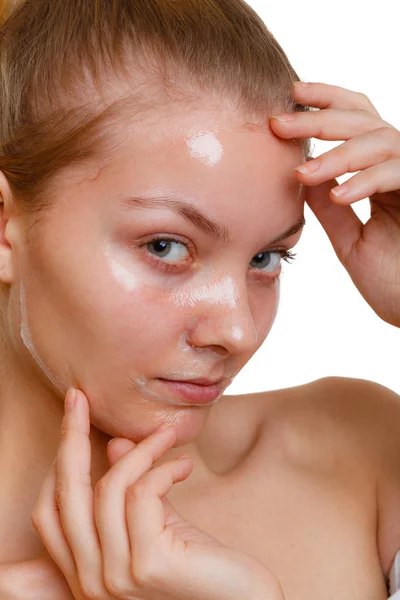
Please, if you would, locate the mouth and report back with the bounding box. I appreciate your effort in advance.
[154,377,228,404]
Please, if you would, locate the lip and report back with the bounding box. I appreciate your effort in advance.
[179,377,223,386]
[155,378,225,404]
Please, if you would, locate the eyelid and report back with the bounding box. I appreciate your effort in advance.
[136,235,292,261]
[258,239,295,254]
[133,234,296,279]
[135,234,194,254]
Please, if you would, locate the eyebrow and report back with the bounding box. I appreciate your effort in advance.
[120,195,306,245]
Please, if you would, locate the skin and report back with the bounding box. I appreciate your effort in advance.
[0,103,304,559]
[0,80,399,597]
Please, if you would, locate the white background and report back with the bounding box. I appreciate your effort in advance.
[226,0,400,396]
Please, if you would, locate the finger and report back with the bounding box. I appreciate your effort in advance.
[31,458,77,580]
[293,126,400,187]
[94,424,177,589]
[291,81,381,116]
[107,438,136,468]
[329,159,400,208]
[270,107,392,142]
[126,457,193,581]
[305,179,363,266]
[56,388,107,597]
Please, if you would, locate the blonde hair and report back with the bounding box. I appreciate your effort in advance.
[0,0,311,214]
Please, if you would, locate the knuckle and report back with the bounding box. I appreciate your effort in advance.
[104,572,130,597]
[358,92,372,105]
[358,107,376,120]
[126,480,149,502]
[130,547,170,589]
[377,125,399,140]
[59,420,71,439]
[59,426,68,440]
[131,557,160,588]
[79,577,105,600]
[376,126,400,156]
[94,476,112,498]
[55,480,70,506]
[357,93,379,114]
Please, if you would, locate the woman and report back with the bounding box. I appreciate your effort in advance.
[0,1,399,599]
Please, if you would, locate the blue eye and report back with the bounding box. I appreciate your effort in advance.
[250,249,297,272]
[250,251,282,272]
[146,238,189,263]
[140,237,297,276]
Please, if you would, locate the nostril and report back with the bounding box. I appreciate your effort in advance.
[205,345,230,357]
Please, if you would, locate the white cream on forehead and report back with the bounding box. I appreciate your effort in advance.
[186,132,224,167]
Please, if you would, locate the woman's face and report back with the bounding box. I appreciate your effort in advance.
[13,105,305,445]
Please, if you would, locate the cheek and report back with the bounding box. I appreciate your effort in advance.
[96,260,187,367]
[251,279,280,342]
[107,288,182,352]
[15,235,184,383]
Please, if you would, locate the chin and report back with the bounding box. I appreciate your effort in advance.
[89,400,212,447]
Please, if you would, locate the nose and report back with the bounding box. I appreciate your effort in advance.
[183,276,259,356]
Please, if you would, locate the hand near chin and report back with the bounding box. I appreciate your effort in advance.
[0,388,283,600]
[271,82,400,328]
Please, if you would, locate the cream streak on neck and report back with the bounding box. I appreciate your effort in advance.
[187,132,223,167]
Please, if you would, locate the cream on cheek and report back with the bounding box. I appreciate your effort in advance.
[19,281,64,393]
[170,274,238,308]
[169,273,254,349]
[101,245,197,407]
[105,250,140,291]
[102,244,242,406]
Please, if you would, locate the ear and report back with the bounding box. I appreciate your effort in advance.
[0,170,22,285]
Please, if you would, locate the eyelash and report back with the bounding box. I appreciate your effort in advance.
[137,235,297,277]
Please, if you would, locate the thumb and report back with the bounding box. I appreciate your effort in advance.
[107,438,136,467]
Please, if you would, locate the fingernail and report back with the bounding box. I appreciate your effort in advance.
[65,387,76,413]
[270,113,295,122]
[295,159,321,174]
[294,81,310,88]
[331,184,349,197]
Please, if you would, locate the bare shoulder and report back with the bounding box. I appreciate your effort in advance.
[257,376,400,580]
[256,376,400,465]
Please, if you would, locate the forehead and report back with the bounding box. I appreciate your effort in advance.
[72,105,305,247]
[121,104,300,153]
[104,106,303,196]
